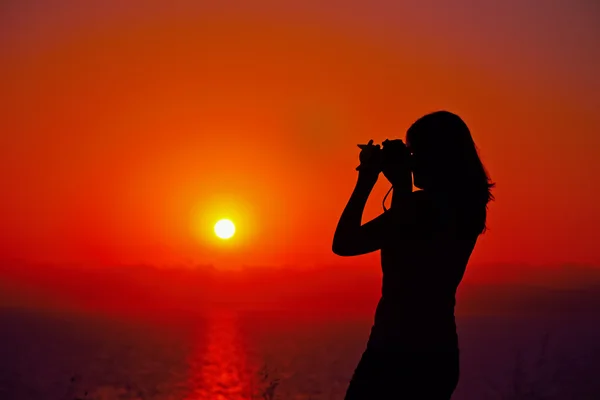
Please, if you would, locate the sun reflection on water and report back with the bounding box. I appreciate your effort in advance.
[185,312,255,400]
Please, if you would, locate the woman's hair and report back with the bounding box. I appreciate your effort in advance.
[406,111,495,234]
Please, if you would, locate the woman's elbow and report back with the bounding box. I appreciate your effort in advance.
[332,243,343,256]
[332,240,354,257]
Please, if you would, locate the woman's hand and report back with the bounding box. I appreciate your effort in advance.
[356,139,382,184]
[381,139,412,192]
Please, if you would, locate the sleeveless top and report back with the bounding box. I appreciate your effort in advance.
[367,190,478,352]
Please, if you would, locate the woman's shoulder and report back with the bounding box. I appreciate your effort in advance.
[406,190,454,228]
[409,190,433,211]
[416,190,484,237]
[387,190,432,226]
[411,189,428,201]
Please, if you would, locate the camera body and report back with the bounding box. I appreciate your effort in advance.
[356,139,411,172]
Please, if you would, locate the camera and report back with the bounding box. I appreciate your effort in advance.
[356,139,410,172]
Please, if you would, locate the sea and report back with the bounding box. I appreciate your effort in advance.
[1,307,599,400]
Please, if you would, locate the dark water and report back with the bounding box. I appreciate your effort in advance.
[0,308,599,399]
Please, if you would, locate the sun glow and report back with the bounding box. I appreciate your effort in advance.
[214,219,236,239]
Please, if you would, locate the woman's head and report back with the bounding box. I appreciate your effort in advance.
[405,111,494,231]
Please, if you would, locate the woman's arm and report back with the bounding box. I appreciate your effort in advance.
[332,172,391,256]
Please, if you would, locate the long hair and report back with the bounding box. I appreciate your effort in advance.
[406,111,495,234]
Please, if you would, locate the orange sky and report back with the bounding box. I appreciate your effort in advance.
[1,0,599,270]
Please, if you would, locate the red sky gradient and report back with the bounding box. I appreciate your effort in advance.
[1,0,599,275]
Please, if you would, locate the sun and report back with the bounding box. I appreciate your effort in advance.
[214,219,235,240]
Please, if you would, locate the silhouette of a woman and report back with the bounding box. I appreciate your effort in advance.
[333,111,494,399]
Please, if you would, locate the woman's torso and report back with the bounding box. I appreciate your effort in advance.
[367,190,479,351]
